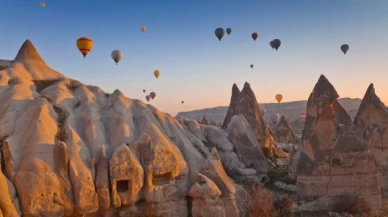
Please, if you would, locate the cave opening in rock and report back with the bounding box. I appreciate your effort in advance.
[117,180,129,192]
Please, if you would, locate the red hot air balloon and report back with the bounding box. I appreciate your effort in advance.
[251,33,258,41]
[150,92,156,99]
[143,89,146,93]
[300,112,306,120]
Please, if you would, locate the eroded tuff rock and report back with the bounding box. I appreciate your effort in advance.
[189,174,225,217]
[200,116,209,125]
[221,82,278,157]
[295,75,381,211]
[354,84,388,189]
[273,116,297,144]
[0,40,252,216]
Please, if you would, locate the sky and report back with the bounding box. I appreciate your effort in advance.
[1,0,388,116]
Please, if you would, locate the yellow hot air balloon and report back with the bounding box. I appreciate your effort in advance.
[40,2,45,8]
[141,26,146,33]
[76,37,93,58]
[275,94,283,103]
[154,70,160,78]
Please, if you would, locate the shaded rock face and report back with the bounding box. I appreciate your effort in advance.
[0,40,247,217]
[200,116,208,125]
[295,75,381,211]
[273,116,297,144]
[354,84,388,189]
[221,82,277,157]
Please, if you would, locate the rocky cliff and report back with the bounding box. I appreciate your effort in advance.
[354,84,388,190]
[0,40,268,217]
[295,75,381,211]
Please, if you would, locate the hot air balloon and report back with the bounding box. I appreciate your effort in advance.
[275,94,283,103]
[252,33,258,41]
[250,64,254,69]
[154,70,160,78]
[143,89,146,93]
[181,101,184,104]
[215,28,225,41]
[272,39,281,51]
[300,112,306,120]
[341,44,349,55]
[141,26,146,32]
[270,113,280,124]
[76,37,93,58]
[226,28,232,35]
[150,92,156,99]
[260,108,267,116]
[111,50,122,65]
[270,41,274,49]
[145,95,150,102]
[40,2,45,8]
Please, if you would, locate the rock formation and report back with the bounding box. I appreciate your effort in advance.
[221,82,278,158]
[201,116,208,125]
[273,116,297,144]
[0,40,252,217]
[295,75,381,211]
[354,84,388,190]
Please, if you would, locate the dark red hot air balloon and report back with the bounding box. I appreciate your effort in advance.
[150,92,156,99]
[143,89,146,93]
[251,33,258,41]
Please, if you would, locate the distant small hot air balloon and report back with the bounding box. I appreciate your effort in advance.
[150,92,156,99]
[76,37,94,58]
[341,44,349,55]
[300,112,306,120]
[154,70,160,78]
[226,28,232,35]
[215,28,225,41]
[270,113,280,124]
[181,101,184,104]
[260,108,267,116]
[143,89,146,93]
[40,2,45,8]
[275,94,283,103]
[272,39,281,51]
[145,95,150,102]
[251,33,258,41]
[141,26,146,32]
[111,50,122,65]
[250,64,254,69]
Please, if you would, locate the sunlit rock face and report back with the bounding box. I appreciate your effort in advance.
[0,40,251,217]
[354,84,388,190]
[295,75,381,211]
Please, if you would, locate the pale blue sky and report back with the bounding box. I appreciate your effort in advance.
[1,0,387,115]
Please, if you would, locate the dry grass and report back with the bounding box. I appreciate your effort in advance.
[33,79,59,92]
[53,106,69,142]
[244,184,277,217]
[274,196,295,217]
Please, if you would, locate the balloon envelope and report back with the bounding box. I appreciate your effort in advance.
[250,64,254,69]
[111,50,123,65]
[272,39,281,50]
[150,92,156,99]
[141,26,146,32]
[300,112,306,119]
[270,41,274,49]
[40,2,45,8]
[275,94,283,103]
[154,70,160,78]
[76,37,93,58]
[143,89,146,93]
[181,101,184,104]
[226,28,232,35]
[270,113,280,124]
[145,95,150,102]
[252,33,258,41]
[341,44,349,54]
[215,28,225,41]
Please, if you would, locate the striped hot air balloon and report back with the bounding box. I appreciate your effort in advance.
[76,37,94,58]
[300,112,306,120]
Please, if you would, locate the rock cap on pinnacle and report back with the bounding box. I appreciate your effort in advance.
[14,39,45,63]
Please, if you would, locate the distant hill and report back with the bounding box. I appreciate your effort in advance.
[176,97,362,126]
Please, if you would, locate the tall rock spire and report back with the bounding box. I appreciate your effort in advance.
[14,39,45,63]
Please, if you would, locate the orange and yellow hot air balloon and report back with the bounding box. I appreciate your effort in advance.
[76,37,93,58]
[154,70,160,78]
[141,26,146,33]
[275,94,283,103]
